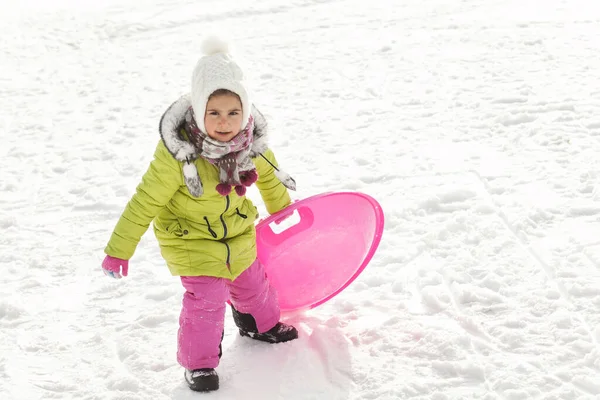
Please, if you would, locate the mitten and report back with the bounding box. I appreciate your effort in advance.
[102,255,129,279]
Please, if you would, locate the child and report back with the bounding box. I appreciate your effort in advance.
[101,38,299,393]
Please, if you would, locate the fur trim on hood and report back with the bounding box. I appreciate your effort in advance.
[158,94,271,197]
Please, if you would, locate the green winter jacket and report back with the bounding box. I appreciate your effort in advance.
[104,97,291,279]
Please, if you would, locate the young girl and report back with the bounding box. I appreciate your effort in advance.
[101,38,299,393]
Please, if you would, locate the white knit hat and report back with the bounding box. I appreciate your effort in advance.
[190,37,251,134]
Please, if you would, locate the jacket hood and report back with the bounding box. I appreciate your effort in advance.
[157,94,270,197]
[158,94,269,163]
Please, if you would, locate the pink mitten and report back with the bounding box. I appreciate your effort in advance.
[102,255,129,279]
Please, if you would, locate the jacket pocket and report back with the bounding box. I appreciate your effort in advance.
[166,220,184,237]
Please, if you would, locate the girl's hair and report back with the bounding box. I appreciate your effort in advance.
[209,89,240,100]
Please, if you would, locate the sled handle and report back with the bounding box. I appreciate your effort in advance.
[260,206,314,246]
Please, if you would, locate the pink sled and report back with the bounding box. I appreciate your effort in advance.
[255,191,384,313]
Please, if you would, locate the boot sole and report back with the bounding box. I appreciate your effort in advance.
[188,383,219,392]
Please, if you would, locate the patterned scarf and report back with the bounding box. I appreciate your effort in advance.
[184,107,258,196]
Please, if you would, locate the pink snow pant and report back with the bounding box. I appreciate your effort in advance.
[177,259,280,370]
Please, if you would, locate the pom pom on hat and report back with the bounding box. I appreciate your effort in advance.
[191,37,251,134]
[200,36,231,55]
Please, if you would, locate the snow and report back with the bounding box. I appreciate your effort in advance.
[2,0,600,398]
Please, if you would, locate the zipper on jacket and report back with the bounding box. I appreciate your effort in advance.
[221,195,231,269]
[236,208,248,219]
[220,195,230,239]
[203,216,218,238]
[224,242,231,269]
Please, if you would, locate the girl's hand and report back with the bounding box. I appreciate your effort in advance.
[102,255,129,279]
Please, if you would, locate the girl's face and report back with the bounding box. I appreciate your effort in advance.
[204,93,243,142]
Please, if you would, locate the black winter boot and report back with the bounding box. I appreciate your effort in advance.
[184,368,219,392]
[231,305,298,343]
[239,321,299,343]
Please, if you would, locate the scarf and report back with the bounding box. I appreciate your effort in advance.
[184,107,258,196]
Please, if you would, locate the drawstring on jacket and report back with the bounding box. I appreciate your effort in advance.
[236,208,248,219]
[203,216,218,238]
[203,208,247,238]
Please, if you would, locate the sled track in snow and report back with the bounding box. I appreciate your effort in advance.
[473,170,600,397]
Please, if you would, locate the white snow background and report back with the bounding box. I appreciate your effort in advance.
[2,0,600,399]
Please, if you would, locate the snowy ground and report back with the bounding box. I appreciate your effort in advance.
[2,0,600,399]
